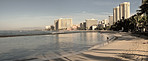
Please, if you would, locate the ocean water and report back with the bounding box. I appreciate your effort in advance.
[0,31,112,61]
[0,30,53,36]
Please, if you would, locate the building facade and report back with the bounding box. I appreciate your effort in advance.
[109,16,113,25]
[85,19,98,30]
[113,6,119,24]
[102,19,109,25]
[119,2,130,20]
[102,19,109,28]
[55,18,72,30]
[80,22,86,30]
[98,21,102,24]
[45,25,54,30]
[113,2,130,24]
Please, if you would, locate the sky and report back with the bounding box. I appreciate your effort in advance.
[0,0,141,30]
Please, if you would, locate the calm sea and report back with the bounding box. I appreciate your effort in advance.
[0,30,53,36]
[0,31,113,61]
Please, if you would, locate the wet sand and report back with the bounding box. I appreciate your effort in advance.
[49,31,148,61]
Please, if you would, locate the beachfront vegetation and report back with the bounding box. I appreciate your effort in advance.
[111,15,147,32]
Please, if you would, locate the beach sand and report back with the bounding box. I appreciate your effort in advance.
[49,31,148,61]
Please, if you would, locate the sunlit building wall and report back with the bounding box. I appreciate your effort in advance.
[113,2,130,24]
[85,19,98,30]
[113,6,119,24]
[119,2,130,19]
[109,16,113,25]
[55,18,72,30]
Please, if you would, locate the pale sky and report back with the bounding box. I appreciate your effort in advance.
[0,0,141,30]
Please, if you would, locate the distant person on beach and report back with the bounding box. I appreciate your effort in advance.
[107,37,109,43]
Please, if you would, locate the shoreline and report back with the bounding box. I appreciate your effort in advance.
[47,31,148,61]
[0,30,116,37]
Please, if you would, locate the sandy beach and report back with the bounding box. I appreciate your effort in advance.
[49,31,148,61]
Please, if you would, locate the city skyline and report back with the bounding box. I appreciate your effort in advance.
[0,0,141,30]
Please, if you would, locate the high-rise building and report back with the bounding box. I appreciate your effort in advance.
[109,16,113,25]
[55,18,72,30]
[113,6,119,24]
[98,21,102,24]
[113,8,117,24]
[119,2,130,19]
[116,6,120,21]
[80,22,86,30]
[119,3,124,19]
[85,19,98,30]
[102,19,109,25]
[113,2,130,24]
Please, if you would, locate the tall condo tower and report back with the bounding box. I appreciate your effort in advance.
[119,2,130,20]
[113,6,119,24]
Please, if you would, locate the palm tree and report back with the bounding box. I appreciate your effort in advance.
[139,0,148,32]
[139,0,148,14]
